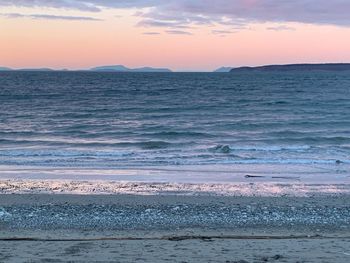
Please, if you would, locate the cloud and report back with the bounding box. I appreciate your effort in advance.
[1,0,350,27]
[135,10,211,30]
[143,32,161,35]
[0,0,164,12]
[212,30,235,35]
[165,30,192,35]
[137,19,189,29]
[267,25,296,31]
[0,0,101,12]
[0,13,102,21]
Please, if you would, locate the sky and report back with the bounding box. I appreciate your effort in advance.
[1,0,350,71]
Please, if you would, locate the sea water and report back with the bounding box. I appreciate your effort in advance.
[0,71,349,183]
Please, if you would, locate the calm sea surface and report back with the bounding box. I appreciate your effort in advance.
[0,71,349,182]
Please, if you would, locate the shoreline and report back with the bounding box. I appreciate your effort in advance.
[1,179,350,196]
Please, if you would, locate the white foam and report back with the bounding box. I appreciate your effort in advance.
[229,145,311,151]
[0,180,349,197]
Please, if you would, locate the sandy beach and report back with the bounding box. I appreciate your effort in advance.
[1,191,350,262]
[1,234,350,262]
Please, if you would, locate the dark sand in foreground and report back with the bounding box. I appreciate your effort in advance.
[1,194,350,262]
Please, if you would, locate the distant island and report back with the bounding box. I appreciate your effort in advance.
[18,68,54,72]
[0,67,61,72]
[0,65,172,72]
[0,67,12,71]
[230,63,350,73]
[2,63,350,73]
[90,65,172,72]
[214,67,233,73]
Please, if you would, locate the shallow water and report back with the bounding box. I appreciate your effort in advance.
[0,71,349,182]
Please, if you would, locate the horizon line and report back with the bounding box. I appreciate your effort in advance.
[2,62,350,73]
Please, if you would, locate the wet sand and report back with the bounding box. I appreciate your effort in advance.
[1,236,350,263]
[1,194,350,262]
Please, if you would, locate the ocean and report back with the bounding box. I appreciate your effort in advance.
[0,71,349,183]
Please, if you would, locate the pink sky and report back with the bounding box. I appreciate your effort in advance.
[1,1,350,71]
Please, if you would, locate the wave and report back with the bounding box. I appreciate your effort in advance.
[1,157,348,167]
[231,137,350,146]
[0,149,133,158]
[0,139,177,149]
[227,145,311,152]
[218,158,349,165]
[264,100,289,105]
[209,144,312,153]
[211,145,233,154]
[136,141,173,149]
[144,131,214,139]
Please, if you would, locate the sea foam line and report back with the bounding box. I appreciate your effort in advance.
[0,180,349,197]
